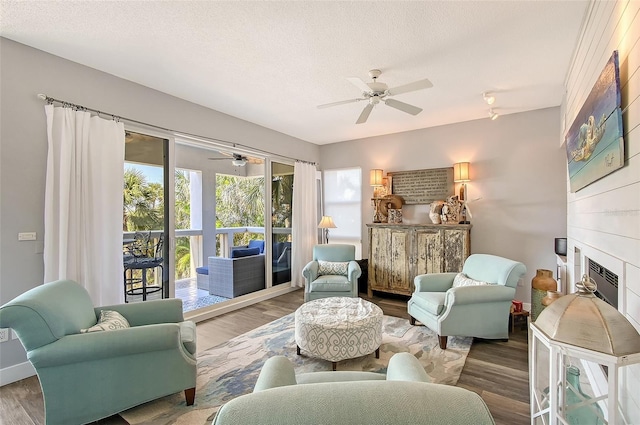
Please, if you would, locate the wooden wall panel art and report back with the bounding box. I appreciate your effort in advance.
[388,167,454,205]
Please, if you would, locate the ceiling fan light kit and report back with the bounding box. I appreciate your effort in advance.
[208,152,259,167]
[482,92,496,105]
[318,69,433,124]
[483,92,499,120]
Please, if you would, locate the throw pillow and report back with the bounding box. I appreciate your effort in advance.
[452,272,490,288]
[318,260,349,276]
[81,310,130,333]
[231,247,261,258]
[248,240,265,253]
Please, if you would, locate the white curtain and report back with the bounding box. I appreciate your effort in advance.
[44,105,125,305]
[291,161,318,288]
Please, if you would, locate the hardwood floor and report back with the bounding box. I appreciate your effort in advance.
[0,289,530,425]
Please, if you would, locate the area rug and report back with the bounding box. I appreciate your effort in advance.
[120,313,472,425]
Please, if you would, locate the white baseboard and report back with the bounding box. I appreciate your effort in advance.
[0,361,35,386]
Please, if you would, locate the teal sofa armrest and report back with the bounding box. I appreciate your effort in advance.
[302,260,319,283]
[414,273,457,293]
[28,323,185,367]
[253,356,297,392]
[347,260,362,282]
[96,298,184,326]
[445,285,515,306]
[386,352,430,382]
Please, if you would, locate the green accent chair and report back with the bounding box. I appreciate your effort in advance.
[408,253,526,349]
[302,244,361,302]
[0,280,196,425]
[212,353,496,424]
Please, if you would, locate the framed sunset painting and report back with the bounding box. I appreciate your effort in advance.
[565,51,624,192]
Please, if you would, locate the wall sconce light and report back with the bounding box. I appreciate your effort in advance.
[489,109,499,120]
[453,162,471,224]
[453,162,470,201]
[370,169,383,187]
[370,169,385,222]
[483,92,496,105]
[318,216,337,244]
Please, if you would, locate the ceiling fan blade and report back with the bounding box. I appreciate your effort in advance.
[356,104,374,124]
[384,98,423,115]
[347,77,372,94]
[317,98,363,109]
[387,78,433,96]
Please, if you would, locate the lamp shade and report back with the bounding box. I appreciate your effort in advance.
[370,169,383,186]
[534,275,640,356]
[318,216,337,229]
[453,162,470,182]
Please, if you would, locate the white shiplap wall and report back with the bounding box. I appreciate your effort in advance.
[563,0,640,421]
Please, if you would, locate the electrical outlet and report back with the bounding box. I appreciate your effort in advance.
[0,328,9,343]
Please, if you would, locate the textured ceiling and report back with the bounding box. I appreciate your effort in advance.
[0,1,590,145]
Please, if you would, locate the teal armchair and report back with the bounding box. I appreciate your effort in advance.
[0,280,196,425]
[302,244,361,302]
[407,254,526,349]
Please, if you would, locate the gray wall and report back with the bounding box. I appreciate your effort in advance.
[0,38,318,371]
[319,106,567,302]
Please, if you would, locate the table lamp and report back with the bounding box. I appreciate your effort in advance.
[318,216,337,244]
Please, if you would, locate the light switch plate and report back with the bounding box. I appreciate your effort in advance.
[18,232,37,241]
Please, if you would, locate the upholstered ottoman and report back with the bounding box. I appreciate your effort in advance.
[295,297,383,370]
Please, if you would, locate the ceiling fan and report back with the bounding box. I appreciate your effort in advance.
[317,69,433,124]
[208,153,262,167]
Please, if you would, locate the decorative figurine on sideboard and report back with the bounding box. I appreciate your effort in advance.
[429,200,444,224]
[440,195,462,224]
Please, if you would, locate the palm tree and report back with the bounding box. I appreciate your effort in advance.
[174,170,192,279]
[123,168,161,231]
[272,173,293,236]
[216,174,265,246]
[175,170,191,230]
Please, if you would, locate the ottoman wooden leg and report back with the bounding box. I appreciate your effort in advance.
[297,345,301,355]
[375,347,380,359]
[332,362,337,371]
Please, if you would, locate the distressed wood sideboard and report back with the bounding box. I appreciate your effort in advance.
[367,223,471,297]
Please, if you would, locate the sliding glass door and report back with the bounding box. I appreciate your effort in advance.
[123,132,296,313]
[123,131,170,301]
[271,162,294,285]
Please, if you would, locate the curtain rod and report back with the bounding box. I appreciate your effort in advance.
[37,93,316,165]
